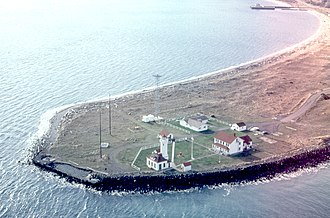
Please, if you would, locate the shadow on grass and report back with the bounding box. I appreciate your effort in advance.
[200,130,215,135]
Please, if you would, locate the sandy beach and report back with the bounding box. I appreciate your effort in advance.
[34,0,330,177]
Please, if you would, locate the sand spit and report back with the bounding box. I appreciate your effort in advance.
[32,1,330,192]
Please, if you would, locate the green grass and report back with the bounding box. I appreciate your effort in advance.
[192,154,244,170]
[193,134,214,147]
[207,119,230,129]
[118,147,141,164]
[133,147,158,171]
[132,140,214,170]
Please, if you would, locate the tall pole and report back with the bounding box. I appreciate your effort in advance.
[171,139,176,166]
[99,110,102,159]
[108,94,112,135]
[153,74,162,118]
[191,137,194,160]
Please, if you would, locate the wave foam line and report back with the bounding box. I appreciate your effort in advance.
[29,5,325,157]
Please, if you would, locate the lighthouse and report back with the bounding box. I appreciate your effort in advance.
[159,130,170,160]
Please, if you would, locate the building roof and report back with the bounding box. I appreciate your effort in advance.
[240,135,252,144]
[213,143,230,151]
[159,129,170,137]
[214,131,237,144]
[148,153,167,163]
[191,115,208,122]
[182,162,192,167]
[235,122,246,127]
[187,118,204,128]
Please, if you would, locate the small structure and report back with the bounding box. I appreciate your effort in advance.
[231,122,247,132]
[180,117,208,132]
[146,153,170,171]
[212,131,252,155]
[100,142,109,148]
[191,115,208,124]
[142,114,163,123]
[181,162,192,172]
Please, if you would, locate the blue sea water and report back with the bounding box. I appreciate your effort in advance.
[0,0,327,217]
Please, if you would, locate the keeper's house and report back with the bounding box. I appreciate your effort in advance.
[212,131,252,155]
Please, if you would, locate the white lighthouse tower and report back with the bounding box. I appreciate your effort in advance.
[159,133,169,160]
[158,129,173,160]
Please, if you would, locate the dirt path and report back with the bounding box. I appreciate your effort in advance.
[280,92,323,122]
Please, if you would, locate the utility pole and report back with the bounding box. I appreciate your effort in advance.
[108,94,112,135]
[191,137,194,160]
[99,110,102,159]
[152,74,162,117]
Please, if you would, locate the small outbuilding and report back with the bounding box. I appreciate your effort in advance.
[231,122,247,132]
[142,114,163,123]
[181,162,192,172]
[180,117,208,132]
[191,115,209,124]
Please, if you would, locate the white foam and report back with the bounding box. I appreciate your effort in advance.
[29,6,325,149]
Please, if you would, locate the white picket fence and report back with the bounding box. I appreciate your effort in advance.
[131,144,159,171]
[160,121,191,134]
[209,117,230,126]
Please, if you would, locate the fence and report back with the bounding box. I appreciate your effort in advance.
[209,117,230,126]
[131,144,159,171]
[159,121,191,134]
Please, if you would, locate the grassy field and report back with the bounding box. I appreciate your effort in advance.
[132,140,216,171]
[51,110,286,173]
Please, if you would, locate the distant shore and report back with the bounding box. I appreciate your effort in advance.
[32,1,330,192]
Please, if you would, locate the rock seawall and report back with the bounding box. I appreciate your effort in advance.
[33,140,330,193]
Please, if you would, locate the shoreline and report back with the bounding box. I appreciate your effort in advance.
[33,140,330,193]
[33,1,324,139]
[32,2,330,192]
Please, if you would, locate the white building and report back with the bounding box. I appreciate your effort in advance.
[180,118,208,132]
[191,115,208,124]
[212,131,252,155]
[142,114,163,123]
[146,130,174,171]
[231,122,247,132]
[181,162,192,172]
[146,153,170,171]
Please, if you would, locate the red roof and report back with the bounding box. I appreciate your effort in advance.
[148,153,167,163]
[214,131,236,144]
[183,162,191,167]
[213,143,229,151]
[240,135,252,144]
[159,129,170,137]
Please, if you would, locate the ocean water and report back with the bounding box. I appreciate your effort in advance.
[0,0,327,217]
